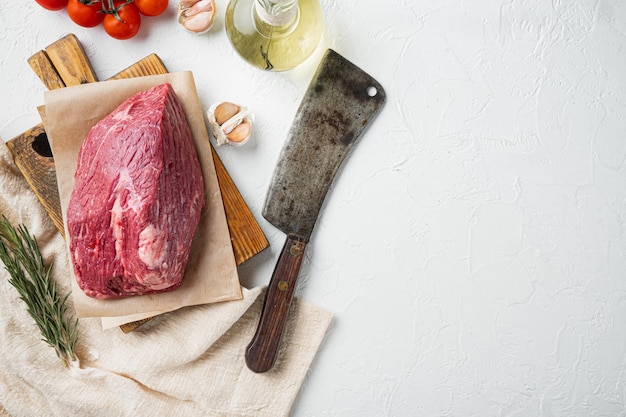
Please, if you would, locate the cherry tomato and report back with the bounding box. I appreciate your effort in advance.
[67,0,104,27]
[103,2,141,40]
[35,0,68,11]
[133,0,168,16]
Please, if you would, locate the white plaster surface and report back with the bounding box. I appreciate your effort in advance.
[2,0,626,415]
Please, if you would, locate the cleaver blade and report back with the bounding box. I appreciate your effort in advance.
[245,49,386,373]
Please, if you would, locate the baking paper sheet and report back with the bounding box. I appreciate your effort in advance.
[44,71,242,321]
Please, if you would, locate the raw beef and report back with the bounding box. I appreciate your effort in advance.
[67,83,205,299]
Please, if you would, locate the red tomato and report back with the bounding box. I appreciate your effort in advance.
[103,2,141,40]
[133,0,168,16]
[35,0,68,11]
[67,0,104,27]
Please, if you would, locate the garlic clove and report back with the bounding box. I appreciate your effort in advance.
[226,121,252,143]
[214,102,241,125]
[207,102,254,146]
[178,0,216,34]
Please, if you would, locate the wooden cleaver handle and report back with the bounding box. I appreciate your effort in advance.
[245,235,307,373]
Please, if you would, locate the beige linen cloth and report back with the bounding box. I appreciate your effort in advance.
[0,142,332,415]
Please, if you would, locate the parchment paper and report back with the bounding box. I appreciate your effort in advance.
[44,72,242,320]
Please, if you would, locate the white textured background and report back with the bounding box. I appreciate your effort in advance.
[2,0,626,415]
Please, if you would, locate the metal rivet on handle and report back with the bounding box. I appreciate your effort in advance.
[289,244,303,257]
[278,280,289,291]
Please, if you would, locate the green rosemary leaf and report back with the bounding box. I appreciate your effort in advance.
[0,215,78,367]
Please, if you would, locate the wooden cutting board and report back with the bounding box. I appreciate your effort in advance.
[5,34,269,332]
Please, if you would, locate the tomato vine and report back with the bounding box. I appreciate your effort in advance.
[35,0,168,40]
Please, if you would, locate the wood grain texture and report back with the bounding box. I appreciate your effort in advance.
[210,147,269,265]
[27,51,65,90]
[109,54,169,79]
[44,34,98,86]
[245,235,307,373]
[118,317,153,333]
[5,123,64,237]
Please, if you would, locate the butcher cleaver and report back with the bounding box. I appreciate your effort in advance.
[245,49,386,373]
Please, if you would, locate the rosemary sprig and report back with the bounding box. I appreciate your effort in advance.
[0,215,78,368]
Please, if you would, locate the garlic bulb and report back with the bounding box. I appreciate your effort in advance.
[178,0,216,34]
[207,102,254,146]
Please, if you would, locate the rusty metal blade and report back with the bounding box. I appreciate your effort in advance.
[246,50,386,373]
[262,49,386,239]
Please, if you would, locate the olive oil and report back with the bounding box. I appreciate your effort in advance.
[225,0,324,71]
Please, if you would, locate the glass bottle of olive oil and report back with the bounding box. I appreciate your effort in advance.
[225,0,324,71]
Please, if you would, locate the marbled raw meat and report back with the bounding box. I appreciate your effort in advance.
[67,83,205,299]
